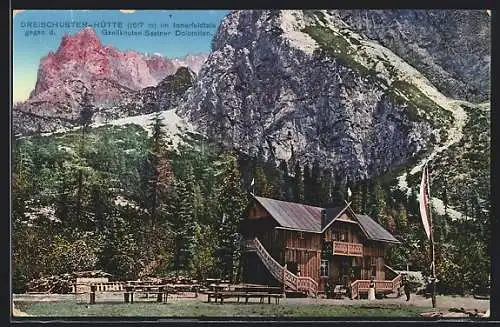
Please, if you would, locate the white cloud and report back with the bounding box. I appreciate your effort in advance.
[486,10,491,16]
[119,9,136,14]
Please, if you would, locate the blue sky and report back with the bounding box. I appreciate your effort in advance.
[12,10,229,102]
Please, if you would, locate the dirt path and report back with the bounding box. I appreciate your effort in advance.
[14,293,489,312]
[283,294,489,312]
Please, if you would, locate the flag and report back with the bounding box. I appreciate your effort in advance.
[250,178,255,186]
[347,187,352,198]
[419,164,432,240]
[250,178,255,194]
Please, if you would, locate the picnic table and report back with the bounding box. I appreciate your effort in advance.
[123,284,170,303]
[88,282,170,304]
[167,283,201,298]
[204,278,221,286]
[206,283,283,304]
[208,283,230,291]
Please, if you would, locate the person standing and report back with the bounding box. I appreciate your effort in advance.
[403,278,411,301]
[368,279,376,300]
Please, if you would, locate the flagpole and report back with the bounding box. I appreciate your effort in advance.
[426,162,437,308]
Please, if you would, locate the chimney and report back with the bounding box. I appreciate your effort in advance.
[321,209,326,229]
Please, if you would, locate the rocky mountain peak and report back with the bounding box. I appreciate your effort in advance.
[59,26,101,48]
[15,27,209,135]
[29,27,209,102]
[53,27,105,70]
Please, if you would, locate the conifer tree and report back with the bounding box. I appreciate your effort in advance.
[310,160,322,206]
[216,151,247,282]
[319,168,333,206]
[351,181,363,213]
[263,160,280,198]
[395,203,409,232]
[278,160,293,201]
[141,113,173,226]
[331,173,345,206]
[170,170,196,272]
[291,162,304,203]
[191,222,217,280]
[407,188,420,220]
[254,164,270,197]
[303,163,313,205]
[362,179,370,213]
[369,179,388,227]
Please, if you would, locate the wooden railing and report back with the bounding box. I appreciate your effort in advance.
[350,280,361,300]
[332,241,363,257]
[392,274,402,291]
[283,269,298,290]
[297,276,319,296]
[252,237,286,283]
[350,274,403,299]
[250,237,318,297]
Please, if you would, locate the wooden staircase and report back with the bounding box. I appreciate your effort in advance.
[244,237,318,297]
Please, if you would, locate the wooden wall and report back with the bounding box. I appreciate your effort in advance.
[361,242,387,280]
[248,203,270,220]
[283,230,322,284]
[243,201,282,256]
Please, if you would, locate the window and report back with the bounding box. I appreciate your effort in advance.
[320,260,329,277]
[298,231,304,239]
[340,228,348,241]
[333,226,348,242]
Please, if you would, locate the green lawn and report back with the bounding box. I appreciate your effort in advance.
[15,300,432,318]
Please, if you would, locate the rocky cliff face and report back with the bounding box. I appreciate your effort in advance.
[328,10,490,103]
[178,10,488,179]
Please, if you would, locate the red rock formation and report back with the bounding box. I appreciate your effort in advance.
[29,27,207,105]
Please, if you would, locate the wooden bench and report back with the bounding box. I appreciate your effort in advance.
[169,284,200,298]
[207,291,283,304]
[123,288,169,304]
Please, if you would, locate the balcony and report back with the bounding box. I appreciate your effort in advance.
[332,241,363,257]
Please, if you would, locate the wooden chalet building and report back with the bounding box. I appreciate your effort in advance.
[240,196,402,298]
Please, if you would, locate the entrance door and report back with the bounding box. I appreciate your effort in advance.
[286,261,299,275]
[339,257,350,286]
[352,266,361,280]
